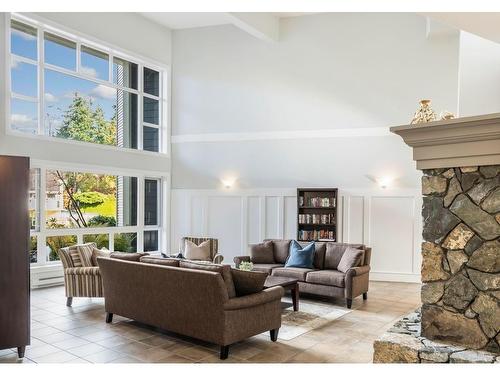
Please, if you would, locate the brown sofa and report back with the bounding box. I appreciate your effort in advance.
[97,256,284,359]
[234,240,371,308]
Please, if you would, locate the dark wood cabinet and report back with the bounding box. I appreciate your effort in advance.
[297,188,338,242]
[0,155,30,358]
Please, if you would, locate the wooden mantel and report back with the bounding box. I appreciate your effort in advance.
[390,113,500,170]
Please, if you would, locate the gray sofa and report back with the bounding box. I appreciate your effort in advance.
[234,240,371,308]
[98,256,284,359]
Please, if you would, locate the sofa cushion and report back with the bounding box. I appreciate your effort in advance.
[179,261,236,298]
[184,240,212,261]
[305,270,345,287]
[324,243,364,270]
[271,267,316,281]
[251,263,284,275]
[250,241,275,264]
[140,256,180,267]
[91,247,111,266]
[285,241,315,269]
[299,241,326,269]
[269,239,291,264]
[110,252,149,262]
[337,248,364,273]
[230,268,268,297]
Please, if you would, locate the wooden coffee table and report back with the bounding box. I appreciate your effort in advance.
[264,276,299,312]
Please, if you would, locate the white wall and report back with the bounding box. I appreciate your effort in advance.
[168,13,463,282]
[171,188,422,282]
[458,31,500,116]
[0,12,172,173]
[171,13,460,190]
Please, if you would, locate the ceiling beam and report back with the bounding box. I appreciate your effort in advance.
[226,12,279,42]
[425,17,457,39]
[424,13,500,44]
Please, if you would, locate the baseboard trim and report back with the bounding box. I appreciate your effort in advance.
[370,272,421,283]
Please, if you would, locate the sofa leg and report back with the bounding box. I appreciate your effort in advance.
[66,297,73,307]
[17,346,25,359]
[363,292,368,300]
[270,328,279,342]
[346,298,352,309]
[220,345,229,360]
[106,312,113,323]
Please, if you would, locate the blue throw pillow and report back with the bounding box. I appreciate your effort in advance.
[285,240,315,268]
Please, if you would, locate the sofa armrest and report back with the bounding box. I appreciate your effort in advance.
[64,267,100,276]
[233,255,251,268]
[224,286,284,311]
[345,265,370,278]
[345,265,370,299]
[213,253,224,264]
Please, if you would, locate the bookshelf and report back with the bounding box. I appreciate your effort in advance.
[297,188,338,242]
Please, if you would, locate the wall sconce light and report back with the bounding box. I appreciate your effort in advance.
[221,178,236,189]
[377,177,393,189]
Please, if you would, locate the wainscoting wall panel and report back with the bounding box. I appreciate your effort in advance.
[207,196,243,263]
[171,188,422,282]
[265,196,280,239]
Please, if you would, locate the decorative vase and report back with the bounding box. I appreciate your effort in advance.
[410,99,437,125]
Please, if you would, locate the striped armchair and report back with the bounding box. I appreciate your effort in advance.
[179,237,224,264]
[58,243,108,307]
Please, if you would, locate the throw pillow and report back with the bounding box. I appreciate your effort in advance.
[68,246,82,267]
[77,243,97,267]
[184,240,212,261]
[230,268,267,297]
[337,248,364,273]
[179,260,236,298]
[285,240,315,269]
[91,247,112,266]
[140,256,180,267]
[110,252,149,262]
[58,247,74,268]
[267,239,291,264]
[250,241,274,264]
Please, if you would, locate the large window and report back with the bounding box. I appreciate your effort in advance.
[29,165,166,265]
[8,16,166,153]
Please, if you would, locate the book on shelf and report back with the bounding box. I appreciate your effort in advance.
[298,229,336,241]
[298,213,336,225]
[299,196,336,208]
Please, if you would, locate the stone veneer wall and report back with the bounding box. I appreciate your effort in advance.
[421,165,500,353]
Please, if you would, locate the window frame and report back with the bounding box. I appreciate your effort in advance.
[29,159,169,267]
[5,13,170,156]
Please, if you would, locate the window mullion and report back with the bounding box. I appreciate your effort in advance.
[109,52,113,84]
[137,177,145,252]
[38,166,47,265]
[38,25,44,136]
[138,63,144,151]
[76,41,81,74]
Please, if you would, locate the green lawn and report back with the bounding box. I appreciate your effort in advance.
[81,194,116,216]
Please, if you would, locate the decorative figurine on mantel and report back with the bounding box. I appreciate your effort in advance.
[439,110,455,120]
[410,99,437,124]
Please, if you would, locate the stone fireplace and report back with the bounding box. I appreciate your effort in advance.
[373,114,500,363]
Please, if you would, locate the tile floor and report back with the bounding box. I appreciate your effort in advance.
[0,281,420,363]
